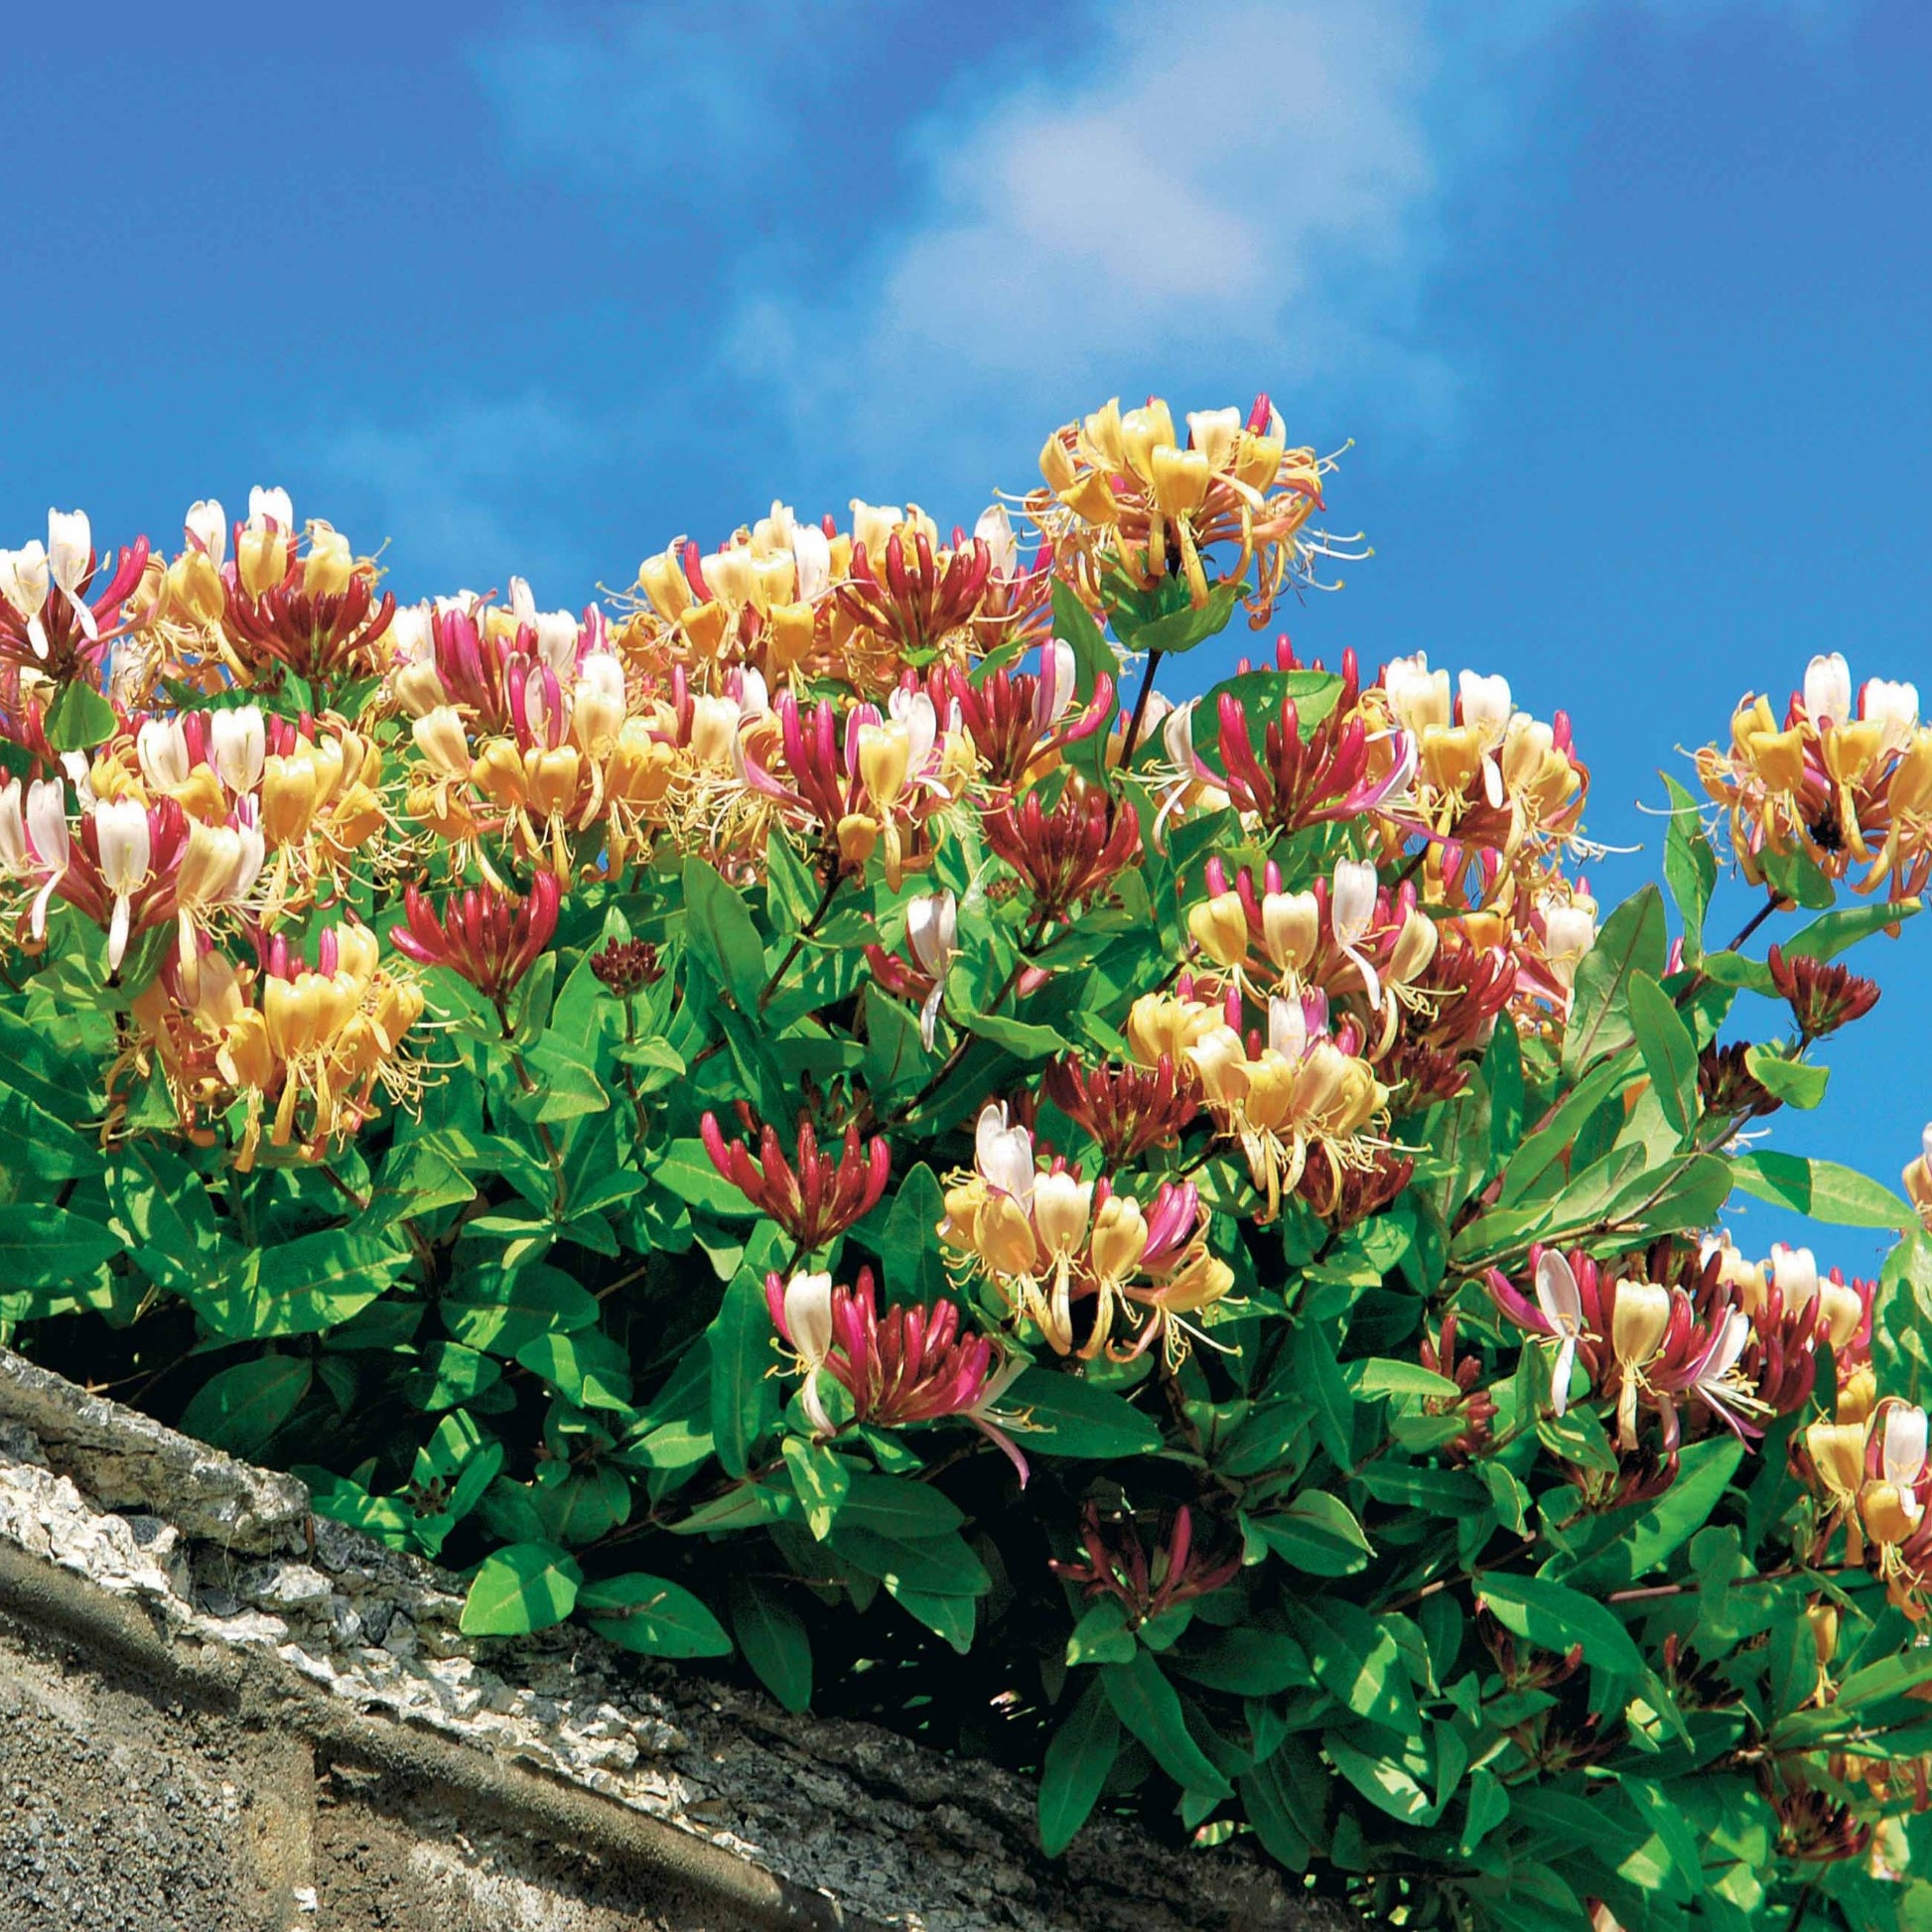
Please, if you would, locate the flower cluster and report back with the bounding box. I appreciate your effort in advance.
[1697,651,1928,901]
[3,391,1929,1924]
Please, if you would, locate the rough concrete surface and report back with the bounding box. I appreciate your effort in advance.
[0,1353,1354,1932]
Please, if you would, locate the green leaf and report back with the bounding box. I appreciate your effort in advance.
[833,1470,964,1540]
[1780,897,1920,963]
[1743,1046,1829,1109]
[1325,1727,1438,1824]
[1248,1493,1373,1578]
[1066,1598,1137,1667]
[1173,1627,1312,1698]
[1009,1367,1160,1458]
[178,1355,312,1459]
[729,1578,812,1713]
[442,1263,601,1357]
[1101,1651,1232,1800]
[579,1573,732,1658]
[1563,886,1668,1076]
[877,1164,948,1306]
[827,1528,990,1598]
[0,1203,123,1289]
[1109,577,1243,658]
[709,1266,780,1477]
[1476,1572,1646,1683]
[191,1226,410,1339]
[1626,972,1700,1142]
[782,1436,852,1539]
[403,1341,503,1413]
[1038,1683,1120,1858]
[1759,845,1837,910]
[459,1541,582,1636]
[1239,1742,1325,1870]
[1298,1600,1419,1734]
[516,1328,632,1410]
[42,679,118,754]
[1730,1151,1911,1229]
[1286,1320,1355,1469]
[1559,1436,1744,1589]
[654,1138,760,1218]
[1661,775,1718,965]
[1344,1358,1462,1401]
[681,855,766,1012]
[1048,578,1117,703]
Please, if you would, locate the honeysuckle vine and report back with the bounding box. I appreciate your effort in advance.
[0,393,1930,1931]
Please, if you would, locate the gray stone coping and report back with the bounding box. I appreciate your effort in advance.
[0,1350,1350,1932]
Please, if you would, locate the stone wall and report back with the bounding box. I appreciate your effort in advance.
[0,1353,1351,1932]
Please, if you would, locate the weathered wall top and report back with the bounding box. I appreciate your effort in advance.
[0,1351,1350,1932]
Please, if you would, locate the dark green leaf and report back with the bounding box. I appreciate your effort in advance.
[1038,1680,1121,1857]
[730,1578,812,1712]
[1101,1651,1232,1800]
[178,1355,312,1459]
[579,1573,732,1658]
[1009,1367,1160,1458]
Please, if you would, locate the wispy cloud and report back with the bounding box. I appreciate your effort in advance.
[728,1,1463,504]
[399,0,1863,578]
[312,393,604,602]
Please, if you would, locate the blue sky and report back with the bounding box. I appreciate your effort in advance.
[7,0,1927,1268]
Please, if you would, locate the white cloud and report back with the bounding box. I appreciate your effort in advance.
[717,0,1856,506]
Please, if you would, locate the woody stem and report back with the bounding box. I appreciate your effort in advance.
[1118,649,1166,770]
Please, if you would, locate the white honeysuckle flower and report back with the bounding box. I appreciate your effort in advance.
[736,668,770,717]
[93,797,152,969]
[184,498,226,564]
[1543,900,1598,987]
[1037,639,1078,730]
[1330,859,1384,1011]
[1459,670,1514,806]
[791,522,832,602]
[975,502,1018,578]
[1770,1242,1820,1318]
[849,499,903,562]
[209,706,266,792]
[248,485,293,530]
[22,780,69,939]
[1805,651,1853,727]
[1535,1250,1587,1418]
[1032,1171,1093,1258]
[136,717,191,790]
[1161,698,1196,771]
[1884,1405,1929,1488]
[578,651,625,705]
[1267,993,1310,1062]
[388,604,434,663]
[781,1270,837,1436]
[889,688,939,773]
[754,499,798,553]
[907,890,958,1049]
[47,510,97,640]
[0,781,24,873]
[533,612,580,676]
[1863,677,1920,756]
[975,1101,1035,1204]
[1185,406,1242,473]
[1459,671,1513,747]
[0,542,51,659]
[1384,652,1450,736]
